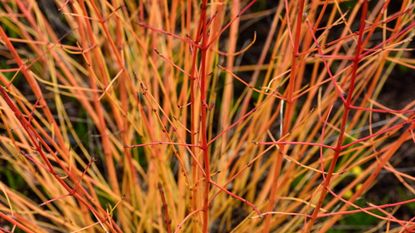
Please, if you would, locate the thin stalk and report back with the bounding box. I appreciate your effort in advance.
[263,0,305,232]
[188,17,202,233]
[158,183,172,233]
[303,1,368,232]
[0,211,36,233]
[199,1,210,232]
[186,1,211,231]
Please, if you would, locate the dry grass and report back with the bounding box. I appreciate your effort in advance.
[0,0,415,232]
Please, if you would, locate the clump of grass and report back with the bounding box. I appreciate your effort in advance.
[0,0,414,232]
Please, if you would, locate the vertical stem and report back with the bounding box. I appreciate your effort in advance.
[78,0,120,198]
[263,0,305,232]
[188,1,209,231]
[158,183,172,233]
[199,1,210,232]
[303,1,368,232]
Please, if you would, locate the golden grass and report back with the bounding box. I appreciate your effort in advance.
[0,0,414,232]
